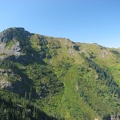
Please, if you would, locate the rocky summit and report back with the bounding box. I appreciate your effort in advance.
[0,27,120,120]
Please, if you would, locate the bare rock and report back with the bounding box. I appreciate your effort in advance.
[0,79,12,89]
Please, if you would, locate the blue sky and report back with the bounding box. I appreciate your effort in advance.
[0,0,120,48]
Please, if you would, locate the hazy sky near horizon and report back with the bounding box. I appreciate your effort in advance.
[0,0,120,48]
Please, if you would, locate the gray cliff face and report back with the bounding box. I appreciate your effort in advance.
[0,27,32,59]
[0,28,32,92]
[0,43,6,53]
[0,40,21,60]
[0,68,25,94]
[0,27,30,43]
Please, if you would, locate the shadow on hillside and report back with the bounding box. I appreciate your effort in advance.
[2,34,48,95]
[0,28,65,120]
[2,53,64,120]
[111,50,120,58]
[2,32,64,97]
[0,94,64,120]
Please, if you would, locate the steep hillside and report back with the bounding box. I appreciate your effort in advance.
[0,27,120,120]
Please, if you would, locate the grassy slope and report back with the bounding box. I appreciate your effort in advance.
[1,28,120,120]
[29,35,120,119]
[45,38,120,119]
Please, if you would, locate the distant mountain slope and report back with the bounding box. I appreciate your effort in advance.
[0,27,120,120]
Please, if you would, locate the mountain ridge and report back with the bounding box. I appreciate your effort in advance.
[0,27,120,120]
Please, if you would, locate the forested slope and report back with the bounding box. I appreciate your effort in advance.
[0,27,120,120]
